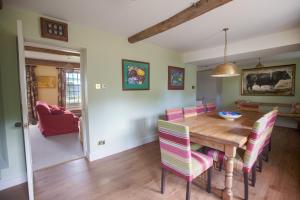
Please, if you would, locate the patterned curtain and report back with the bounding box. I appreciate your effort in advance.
[26,65,38,121]
[57,68,66,107]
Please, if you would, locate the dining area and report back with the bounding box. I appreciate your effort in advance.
[158,102,278,200]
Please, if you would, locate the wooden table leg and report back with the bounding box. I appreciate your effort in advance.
[222,145,236,200]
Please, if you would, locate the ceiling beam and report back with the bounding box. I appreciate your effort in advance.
[128,0,232,43]
[0,0,3,9]
[25,46,80,57]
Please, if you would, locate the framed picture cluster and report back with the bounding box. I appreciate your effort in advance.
[121,59,186,91]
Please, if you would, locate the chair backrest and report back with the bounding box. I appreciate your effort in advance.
[243,110,277,172]
[158,120,192,180]
[165,108,183,121]
[263,109,278,146]
[196,104,206,115]
[239,102,260,112]
[183,106,197,118]
[206,103,216,112]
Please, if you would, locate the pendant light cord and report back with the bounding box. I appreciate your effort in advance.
[223,28,228,64]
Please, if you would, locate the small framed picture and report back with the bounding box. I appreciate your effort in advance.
[168,66,185,90]
[122,59,150,90]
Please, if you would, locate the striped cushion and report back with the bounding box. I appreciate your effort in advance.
[158,120,212,181]
[166,108,183,121]
[243,110,277,173]
[206,103,216,112]
[196,104,206,115]
[239,103,260,112]
[183,106,197,118]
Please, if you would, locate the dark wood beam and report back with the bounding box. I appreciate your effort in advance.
[128,0,232,43]
[25,46,80,57]
[25,58,80,68]
[0,0,3,9]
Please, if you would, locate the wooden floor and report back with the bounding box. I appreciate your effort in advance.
[1,127,299,200]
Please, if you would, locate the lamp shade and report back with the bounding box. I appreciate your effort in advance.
[211,63,240,77]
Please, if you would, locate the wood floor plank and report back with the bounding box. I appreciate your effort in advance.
[1,127,299,200]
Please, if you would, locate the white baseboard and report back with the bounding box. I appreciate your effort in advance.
[0,176,27,191]
[88,135,158,162]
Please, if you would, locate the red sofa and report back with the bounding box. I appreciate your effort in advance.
[35,101,79,137]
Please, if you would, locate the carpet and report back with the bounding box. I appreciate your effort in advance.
[29,125,84,171]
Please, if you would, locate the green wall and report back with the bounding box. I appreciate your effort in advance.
[222,60,300,108]
[0,7,197,185]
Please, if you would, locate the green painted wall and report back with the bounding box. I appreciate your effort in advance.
[0,7,197,184]
[221,60,300,108]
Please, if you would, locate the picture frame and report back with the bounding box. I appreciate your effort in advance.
[40,17,68,42]
[37,76,57,88]
[168,66,185,90]
[241,64,296,96]
[122,59,150,90]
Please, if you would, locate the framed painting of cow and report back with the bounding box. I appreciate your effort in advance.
[241,64,296,96]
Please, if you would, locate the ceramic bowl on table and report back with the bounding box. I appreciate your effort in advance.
[218,111,242,121]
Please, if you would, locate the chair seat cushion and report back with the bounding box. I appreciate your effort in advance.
[191,151,213,178]
[190,143,203,151]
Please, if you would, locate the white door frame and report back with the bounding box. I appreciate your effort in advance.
[17,20,34,200]
[18,21,90,200]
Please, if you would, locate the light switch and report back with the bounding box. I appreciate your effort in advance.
[95,83,101,90]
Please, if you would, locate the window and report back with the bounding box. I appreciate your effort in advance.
[65,70,81,108]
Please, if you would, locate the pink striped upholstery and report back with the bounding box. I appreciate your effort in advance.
[158,120,213,181]
[196,104,206,115]
[183,106,197,118]
[239,103,260,112]
[204,110,278,173]
[165,108,183,121]
[206,103,216,112]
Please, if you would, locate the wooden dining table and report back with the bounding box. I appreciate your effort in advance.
[175,110,263,200]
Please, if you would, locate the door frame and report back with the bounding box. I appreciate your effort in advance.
[19,27,90,199]
[23,41,90,158]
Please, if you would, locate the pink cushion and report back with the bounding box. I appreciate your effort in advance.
[50,106,64,115]
[35,101,51,115]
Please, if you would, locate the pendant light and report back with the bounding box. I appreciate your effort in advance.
[255,57,264,68]
[211,28,240,77]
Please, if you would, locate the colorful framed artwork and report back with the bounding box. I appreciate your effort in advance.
[168,66,185,90]
[241,64,296,96]
[122,59,150,90]
[37,76,57,88]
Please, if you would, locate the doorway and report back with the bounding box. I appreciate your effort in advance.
[23,42,88,171]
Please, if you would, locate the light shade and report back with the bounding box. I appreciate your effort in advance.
[211,63,240,77]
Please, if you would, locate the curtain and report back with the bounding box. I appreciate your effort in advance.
[57,68,66,107]
[26,65,38,121]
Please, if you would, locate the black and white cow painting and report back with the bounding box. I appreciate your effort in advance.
[242,65,295,96]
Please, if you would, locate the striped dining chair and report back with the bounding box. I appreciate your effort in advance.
[158,120,213,200]
[204,110,277,200]
[165,108,184,121]
[183,106,197,118]
[166,108,202,151]
[196,104,206,115]
[205,103,216,112]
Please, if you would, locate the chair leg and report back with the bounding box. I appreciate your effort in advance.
[268,138,272,152]
[161,168,166,194]
[243,172,249,200]
[186,181,191,200]
[219,160,223,171]
[251,162,256,187]
[207,167,212,193]
[257,154,263,173]
[264,146,269,162]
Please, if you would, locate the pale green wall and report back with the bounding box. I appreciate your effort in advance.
[222,60,300,108]
[0,7,197,184]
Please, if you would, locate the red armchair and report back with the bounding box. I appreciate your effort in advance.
[35,101,79,137]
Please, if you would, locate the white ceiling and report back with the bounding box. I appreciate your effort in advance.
[5,0,300,53]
